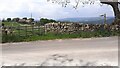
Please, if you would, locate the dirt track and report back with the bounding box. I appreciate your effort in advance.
[2,37,118,66]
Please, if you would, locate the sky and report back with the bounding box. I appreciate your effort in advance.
[0,0,117,20]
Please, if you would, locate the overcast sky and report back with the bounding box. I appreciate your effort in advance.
[0,0,116,20]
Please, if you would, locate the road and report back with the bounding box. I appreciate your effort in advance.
[2,37,118,66]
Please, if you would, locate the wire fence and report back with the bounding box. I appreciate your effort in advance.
[2,25,45,37]
[1,22,120,43]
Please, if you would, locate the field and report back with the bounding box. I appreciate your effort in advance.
[1,22,120,43]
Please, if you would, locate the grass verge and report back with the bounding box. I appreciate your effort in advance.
[2,30,120,43]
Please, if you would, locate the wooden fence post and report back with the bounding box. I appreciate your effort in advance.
[18,25,20,37]
[32,25,34,35]
[10,26,13,36]
[39,23,41,35]
[25,26,27,37]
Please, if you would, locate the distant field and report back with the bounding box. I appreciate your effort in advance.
[58,17,115,24]
[1,22,31,27]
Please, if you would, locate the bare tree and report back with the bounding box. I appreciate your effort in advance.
[100,0,120,19]
[47,0,120,20]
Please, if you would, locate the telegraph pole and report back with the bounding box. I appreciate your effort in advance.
[100,13,107,29]
[30,12,33,25]
[104,14,106,25]
[31,13,32,18]
[100,13,107,25]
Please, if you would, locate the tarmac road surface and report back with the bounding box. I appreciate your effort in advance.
[2,37,118,66]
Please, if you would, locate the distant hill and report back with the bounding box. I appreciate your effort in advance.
[58,17,115,24]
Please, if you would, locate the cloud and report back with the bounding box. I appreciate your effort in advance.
[0,0,114,20]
